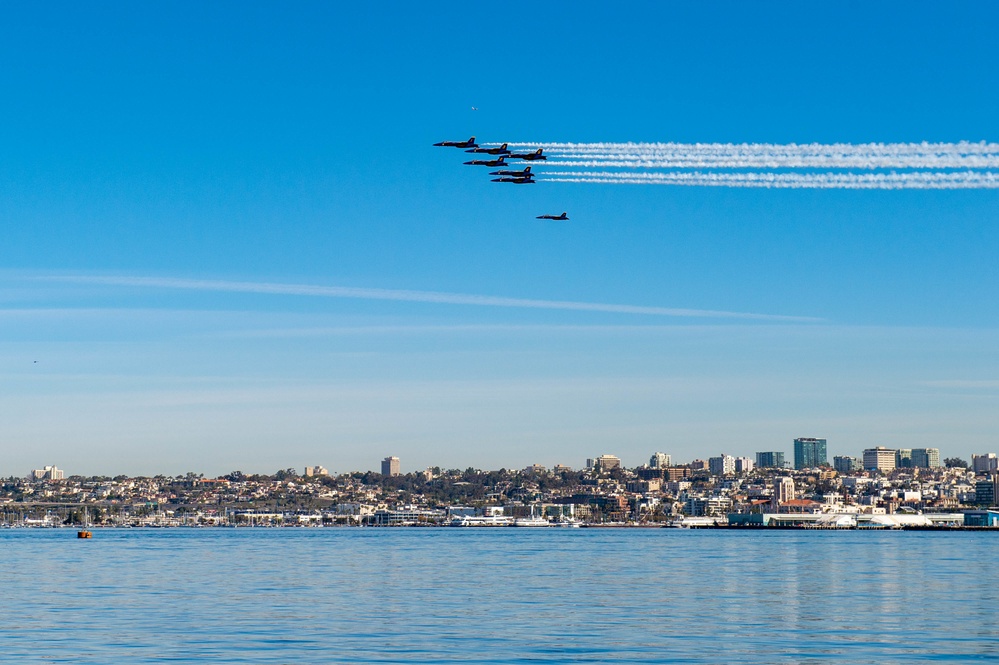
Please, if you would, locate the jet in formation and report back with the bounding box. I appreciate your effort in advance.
[507,148,546,161]
[491,177,535,184]
[433,136,478,148]
[464,156,508,167]
[536,212,569,220]
[465,143,509,155]
[489,166,532,177]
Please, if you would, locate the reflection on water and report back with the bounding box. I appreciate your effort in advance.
[2,529,997,664]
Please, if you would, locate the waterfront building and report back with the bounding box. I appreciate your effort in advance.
[793,438,828,470]
[755,451,785,469]
[684,495,732,517]
[863,447,897,473]
[381,456,400,477]
[649,452,671,469]
[975,476,999,507]
[28,465,64,481]
[964,509,999,527]
[708,454,735,476]
[911,448,941,468]
[735,457,754,473]
[833,456,861,474]
[972,453,999,474]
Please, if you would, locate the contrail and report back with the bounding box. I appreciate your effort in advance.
[499,140,999,156]
[478,139,999,188]
[545,154,999,169]
[487,140,999,179]
[542,170,999,189]
[44,275,822,322]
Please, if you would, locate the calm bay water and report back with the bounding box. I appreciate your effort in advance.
[2,528,997,664]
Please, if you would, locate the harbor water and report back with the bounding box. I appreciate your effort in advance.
[2,528,997,663]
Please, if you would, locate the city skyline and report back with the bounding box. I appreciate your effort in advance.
[2,2,998,475]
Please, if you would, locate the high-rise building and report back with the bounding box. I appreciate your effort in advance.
[755,451,786,469]
[735,457,754,473]
[28,465,64,481]
[773,476,795,508]
[381,456,400,477]
[708,454,736,476]
[973,453,999,474]
[793,438,828,470]
[911,448,941,468]
[833,456,861,474]
[594,454,621,471]
[863,447,897,473]
[975,475,999,506]
[304,465,329,477]
[649,452,671,469]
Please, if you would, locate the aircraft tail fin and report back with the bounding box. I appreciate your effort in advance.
[524,166,531,173]
[536,148,543,155]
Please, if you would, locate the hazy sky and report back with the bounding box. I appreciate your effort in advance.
[2,2,998,476]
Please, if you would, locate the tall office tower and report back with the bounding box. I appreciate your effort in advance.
[755,451,786,468]
[793,438,828,470]
[911,448,941,468]
[972,453,999,474]
[735,457,754,473]
[649,452,672,469]
[833,456,860,474]
[863,447,897,473]
[594,454,621,471]
[773,476,796,508]
[381,456,400,477]
[708,454,736,476]
[896,449,913,468]
[975,475,999,506]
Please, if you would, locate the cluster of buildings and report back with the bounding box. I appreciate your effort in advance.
[6,441,999,528]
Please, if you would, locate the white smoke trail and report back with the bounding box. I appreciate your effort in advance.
[490,141,999,169]
[45,275,822,322]
[541,170,999,189]
[545,154,999,169]
[500,140,999,155]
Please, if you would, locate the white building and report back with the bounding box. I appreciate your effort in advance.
[649,452,671,469]
[708,454,735,476]
[304,465,329,477]
[973,453,999,474]
[773,476,795,507]
[735,457,755,473]
[29,465,64,481]
[863,447,897,473]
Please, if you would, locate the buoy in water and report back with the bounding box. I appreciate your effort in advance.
[77,530,92,539]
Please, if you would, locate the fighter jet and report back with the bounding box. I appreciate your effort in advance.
[489,166,532,177]
[507,148,546,161]
[465,143,510,155]
[463,156,508,167]
[536,212,568,220]
[433,136,478,148]
[491,177,535,184]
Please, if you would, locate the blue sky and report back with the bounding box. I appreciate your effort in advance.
[2,2,998,475]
